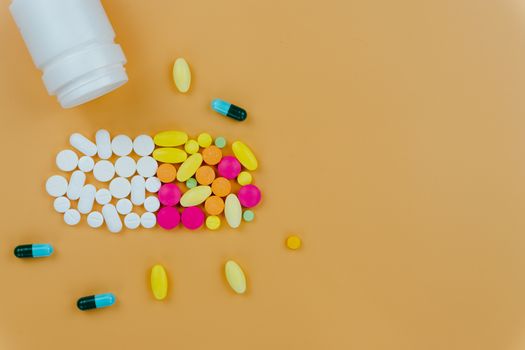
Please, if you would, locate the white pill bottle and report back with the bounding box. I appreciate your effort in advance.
[10,0,128,108]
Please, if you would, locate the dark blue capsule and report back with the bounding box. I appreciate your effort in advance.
[14,244,54,258]
[77,293,116,311]
[211,98,247,121]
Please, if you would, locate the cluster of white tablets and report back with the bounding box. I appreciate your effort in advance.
[45,130,163,233]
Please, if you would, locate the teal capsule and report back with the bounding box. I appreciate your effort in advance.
[211,99,247,121]
[14,244,54,258]
[77,293,116,311]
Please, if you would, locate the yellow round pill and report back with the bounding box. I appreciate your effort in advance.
[286,235,302,250]
[206,215,221,230]
[197,133,213,148]
[185,139,199,154]
[237,171,252,186]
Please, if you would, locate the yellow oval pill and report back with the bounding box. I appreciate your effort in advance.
[180,185,212,207]
[237,171,252,185]
[206,215,221,230]
[151,264,168,300]
[173,58,191,93]
[153,148,188,164]
[154,130,188,147]
[224,193,242,228]
[184,139,199,154]
[225,260,246,294]
[232,141,258,171]
[197,133,213,148]
[177,153,203,182]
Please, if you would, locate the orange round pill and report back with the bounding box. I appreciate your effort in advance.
[211,177,231,197]
[204,196,225,215]
[157,163,177,183]
[202,145,222,165]
[195,166,216,185]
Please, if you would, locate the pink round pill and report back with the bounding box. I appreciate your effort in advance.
[217,156,241,179]
[181,206,205,230]
[158,183,181,206]
[237,184,262,208]
[157,206,180,230]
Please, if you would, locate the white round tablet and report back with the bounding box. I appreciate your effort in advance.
[93,160,115,182]
[137,156,158,178]
[111,135,133,156]
[56,150,78,172]
[87,211,104,228]
[141,212,157,228]
[46,175,68,197]
[53,196,70,213]
[124,213,141,229]
[95,188,112,205]
[64,209,81,226]
[144,196,160,212]
[145,177,161,193]
[109,177,131,199]
[116,198,133,215]
[133,135,155,156]
[115,156,136,178]
[78,156,95,172]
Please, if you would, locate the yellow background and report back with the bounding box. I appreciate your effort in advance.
[2,0,525,349]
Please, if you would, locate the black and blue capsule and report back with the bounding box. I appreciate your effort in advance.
[14,244,54,258]
[77,293,116,311]
[211,98,247,121]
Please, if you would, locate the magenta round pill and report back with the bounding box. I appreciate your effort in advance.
[181,206,205,230]
[158,183,181,206]
[218,156,241,179]
[157,206,180,230]
[237,184,262,208]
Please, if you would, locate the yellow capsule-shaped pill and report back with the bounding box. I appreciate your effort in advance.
[224,193,242,228]
[232,141,258,171]
[153,148,188,164]
[150,264,168,300]
[177,153,203,182]
[173,58,191,93]
[154,130,188,147]
[180,185,212,207]
[225,260,247,294]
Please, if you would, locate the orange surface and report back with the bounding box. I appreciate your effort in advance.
[2,1,525,349]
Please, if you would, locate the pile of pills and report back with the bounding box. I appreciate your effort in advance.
[45,130,262,233]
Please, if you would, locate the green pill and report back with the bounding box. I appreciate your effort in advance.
[214,136,227,149]
[243,210,255,222]
[186,178,197,189]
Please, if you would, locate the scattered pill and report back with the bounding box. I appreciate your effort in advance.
[133,135,155,156]
[145,177,161,193]
[64,209,81,226]
[232,141,258,171]
[46,175,68,197]
[211,177,231,197]
[242,210,255,222]
[102,204,122,233]
[87,211,104,228]
[151,264,169,301]
[93,160,115,182]
[214,136,227,149]
[158,183,181,206]
[78,156,95,172]
[112,135,133,156]
[237,171,252,186]
[196,165,215,185]
[78,184,96,214]
[70,133,97,156]
[56,150,78,172]
[157,163,177,183]
[181,206,205,230]
[116,198,133,215]
[137,156,158,178]
[218,156,241,179]
[14,244,54,258]
[205,215,221,230]
[180,186,212,207]
[67,170,86,200]
[173,57,191,93]
[124,213,141,229]
[95,188,112,205]
[141,212,157,228]
[204,196,225,215]
[197,133,213,148]
[154,130,188,147]
[184,139,199,154]
[177,153,203,182]
[286,235,302,250]
[152,148,188,164]
[157,206,180,230]
[186,178,197,189]
[237,184,262,208]
[224,260,247,294]
[224,194,242,228]
[53,196,70,213]
[211,98,247,121]
[95,129,112,159]
[144,196,161,212]
[130,175,146,205]
[109,177,131,199]
[77,293,116,311]
[115,156,136,178]
[202,145,222,165]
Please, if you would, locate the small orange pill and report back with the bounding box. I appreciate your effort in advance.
[157,163,177,183]
[196,166,216,185]
[202,145,222,165]
[211,177,231,197]
[204,196,225,215]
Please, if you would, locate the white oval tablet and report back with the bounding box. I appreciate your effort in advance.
[87,211,104,228]
[115,156,136,178]
[53,196,70,213]
[131,175,146,205]
[66,170,86,200]
[78,184,96,214]
[133,135,155,156]
[112,135,133,156]
[93,160,115,182]
[56,150,78,172]
[64,209,81,226]
[70,133,97,156]
[95,188,112,205]
[124,212,141,229]
[78,156,94,172]
[144,196,160,212]
[225,193,242,228]
[102,204,122,233]
[96,129,112,159]
[141,212,157,228]
[116,198,133,215]
[145,177,161,193]
[109,177,131,199]
[46,175,68,197]
[137,156,158,177]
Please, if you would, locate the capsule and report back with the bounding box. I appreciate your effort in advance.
[77,293,116,311]
[14,244,54,258]
[211,98,247,121]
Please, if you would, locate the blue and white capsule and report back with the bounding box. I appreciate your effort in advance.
[211,98,247,121]
[77,293,116,311]
[14,244,54,258]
